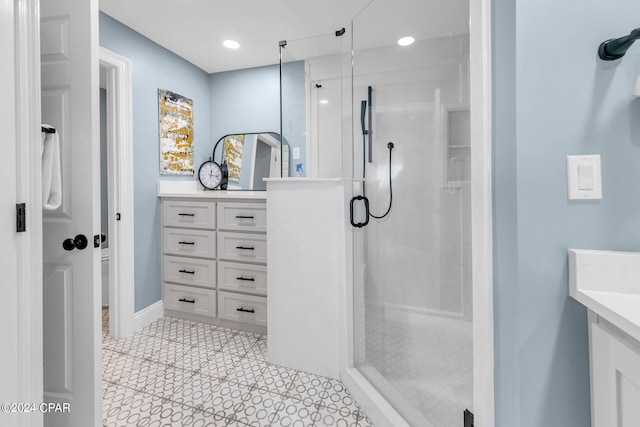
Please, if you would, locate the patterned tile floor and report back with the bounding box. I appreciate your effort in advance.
[102,308,373,426]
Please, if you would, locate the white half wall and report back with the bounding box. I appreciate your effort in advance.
[266,178,351,379]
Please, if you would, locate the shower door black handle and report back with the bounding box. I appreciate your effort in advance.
[350,196,370,228]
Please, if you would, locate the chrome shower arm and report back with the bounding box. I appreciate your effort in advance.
[599,27,640,61]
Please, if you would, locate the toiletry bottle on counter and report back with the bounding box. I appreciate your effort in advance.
[295,163,303,177]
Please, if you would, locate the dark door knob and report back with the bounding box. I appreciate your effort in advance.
[74,234,88,250]
[62,234,89,251]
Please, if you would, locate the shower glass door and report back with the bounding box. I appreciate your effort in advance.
[351,0,472,425]
[280,31,352,179]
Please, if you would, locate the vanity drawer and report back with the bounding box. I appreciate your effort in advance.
[163,228,216,259]
[163,255,216,288]
[218,261,267,295]
[164,283,216,317]
[217,202,266,232]
[218,232,267,264]
[163,199,216,229]
[218,291,267,326]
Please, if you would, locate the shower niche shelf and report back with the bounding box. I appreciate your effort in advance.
[441,105,470,188]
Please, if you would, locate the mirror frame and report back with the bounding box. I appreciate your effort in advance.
[212,132,290,191]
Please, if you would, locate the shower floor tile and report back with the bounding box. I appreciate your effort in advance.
[102,308,373,426]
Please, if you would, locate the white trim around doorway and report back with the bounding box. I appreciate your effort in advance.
[99,47,136,339]
[15,1,44,425]
[470,0,494,424]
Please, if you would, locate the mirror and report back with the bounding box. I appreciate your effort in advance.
[214,132,290,190]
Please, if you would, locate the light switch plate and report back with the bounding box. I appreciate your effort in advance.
[293,147,300,160]
[567,155,602,200]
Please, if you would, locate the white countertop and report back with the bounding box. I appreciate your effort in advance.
[263,177,345,182]
[576,290,640,340]
[157,180,266,200]
[569,249,640,341]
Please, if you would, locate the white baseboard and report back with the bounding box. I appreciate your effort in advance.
[133,300,163,331]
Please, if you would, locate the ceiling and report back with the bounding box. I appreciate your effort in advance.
[99,0,469,74]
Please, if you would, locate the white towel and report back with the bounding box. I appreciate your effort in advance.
[41,125,62,210]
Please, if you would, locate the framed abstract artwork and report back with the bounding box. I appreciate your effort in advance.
[158,89,194,175]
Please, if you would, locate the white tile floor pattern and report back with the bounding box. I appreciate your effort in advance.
[102,309,373,426]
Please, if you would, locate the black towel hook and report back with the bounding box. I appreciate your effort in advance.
[598,27,640,61]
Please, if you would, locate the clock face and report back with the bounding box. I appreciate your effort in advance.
[198,161,223,190]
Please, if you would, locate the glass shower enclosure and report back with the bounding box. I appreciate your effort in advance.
[279,0,472,424]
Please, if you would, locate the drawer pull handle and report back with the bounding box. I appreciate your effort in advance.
[236,276,255,282]
[236,246,255,250]
[179,241,195,245]
[178,213,195,217]
[236,307,255,313]
[235,215,254,219]
[179,298,195,304]
[179,269,195,274]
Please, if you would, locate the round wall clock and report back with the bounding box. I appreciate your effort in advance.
[198,159,223,190]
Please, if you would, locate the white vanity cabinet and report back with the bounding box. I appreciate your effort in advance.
[590,317,640,427]
[162,199,217,318]
[569,249,640,427]
[216,202,268,327]
[159,188,267,333]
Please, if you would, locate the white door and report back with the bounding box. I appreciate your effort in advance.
[41,0,101,425]
[0,2,20,425]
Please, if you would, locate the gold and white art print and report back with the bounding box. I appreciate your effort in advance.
[223,134,245,182]
[158,89,194,175]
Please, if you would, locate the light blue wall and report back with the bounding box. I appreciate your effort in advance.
[210,65,280,155]
[209,63,306,177]
[493,0,640,425]
[99,13,212,311]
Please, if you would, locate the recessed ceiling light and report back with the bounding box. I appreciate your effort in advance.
[223,40,240,49]
[319,99,329,105]
[397,36,415,47]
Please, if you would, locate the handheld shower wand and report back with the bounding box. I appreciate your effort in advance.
[350,86,395,228]
[360,100,367,137]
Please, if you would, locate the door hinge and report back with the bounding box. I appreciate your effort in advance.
[464,409,474,427]
[16,203,26,232]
